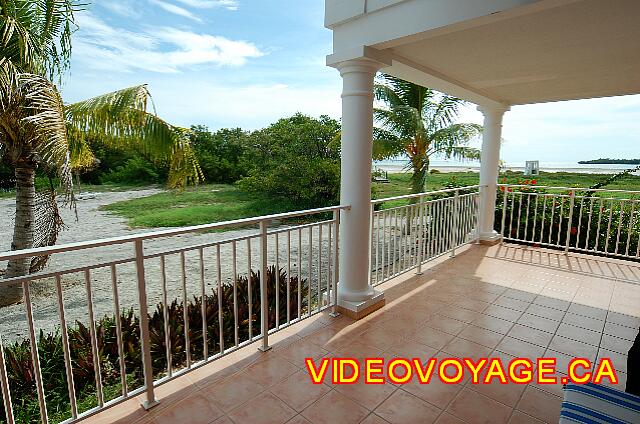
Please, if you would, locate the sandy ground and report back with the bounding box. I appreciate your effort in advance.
[0,188,336,341]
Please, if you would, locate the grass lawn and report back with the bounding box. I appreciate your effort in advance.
[101,183,300,228]
[101,171,640,228]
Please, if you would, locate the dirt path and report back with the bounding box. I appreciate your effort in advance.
[0,188,334,340]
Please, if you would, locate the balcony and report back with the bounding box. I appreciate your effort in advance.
[0,185,638,424]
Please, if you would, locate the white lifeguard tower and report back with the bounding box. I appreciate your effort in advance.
[525,160,540,176]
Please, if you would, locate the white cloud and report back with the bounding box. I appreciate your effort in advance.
[73,12,264,73]
[175,0,239,10]
[102,1,141,18]
[149,0,202,22]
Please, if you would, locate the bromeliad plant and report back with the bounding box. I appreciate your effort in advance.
[0,266,310,424]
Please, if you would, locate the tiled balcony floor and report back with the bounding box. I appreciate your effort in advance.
[84,243,639,424]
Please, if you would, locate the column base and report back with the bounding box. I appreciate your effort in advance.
[337,290,385,320]
[479,231,503,246]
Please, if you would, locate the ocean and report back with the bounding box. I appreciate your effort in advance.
[374,159,640,175]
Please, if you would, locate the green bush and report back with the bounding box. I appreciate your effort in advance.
[100,156,164,185]
[190,126,249,184]
[0,266,312,423]
[238,114,341,209]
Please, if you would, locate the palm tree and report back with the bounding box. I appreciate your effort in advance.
[0,1,201,305]
[374,74,482,194]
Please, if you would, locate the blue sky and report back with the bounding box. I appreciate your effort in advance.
[61,0,640,164]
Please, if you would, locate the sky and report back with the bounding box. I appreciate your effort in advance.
[61,0,640,164]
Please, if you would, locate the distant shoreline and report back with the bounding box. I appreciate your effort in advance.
[578,159,640,165]
[375,162,640,175]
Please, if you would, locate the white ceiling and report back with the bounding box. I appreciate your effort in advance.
[383,0,640,105]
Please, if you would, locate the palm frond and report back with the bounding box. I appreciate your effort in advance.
[66,85,202,188]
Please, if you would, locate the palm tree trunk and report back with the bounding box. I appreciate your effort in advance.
[2,166,36,305]
[410,156,429,194]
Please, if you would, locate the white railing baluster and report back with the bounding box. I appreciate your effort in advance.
[55,274,77,419]
[585,198,595,250]
[199,248,208,360]
[297,228,302,319]
[417,195,425,274]
[605,200,614,253]
[232,241,239,347]
[216,244,224,354]
[565,190,575,252]
[259,220,271,352]
[159,257,172,378]
[134,241,158,410]
[180,251,191,367]
[331,209,340,317]
[275,233,280,329]
[318,224,322,312]
[0,334,14,424]
[247,239,253,341]
[23,280,49,424]
[286,231,291,324]
[625,202,636,257]
[595,199,604,252]
[451,190,460,257]
[615,200,625,255]
[84,269,104,409]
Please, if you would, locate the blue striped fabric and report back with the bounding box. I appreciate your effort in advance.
[560,383,640,423]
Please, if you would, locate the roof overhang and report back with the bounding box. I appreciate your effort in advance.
[326,0,640,107]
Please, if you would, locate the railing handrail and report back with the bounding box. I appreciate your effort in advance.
[371,185,483,205]
[498,183,640,195]
[0,204,351,262]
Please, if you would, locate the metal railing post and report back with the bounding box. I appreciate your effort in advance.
[500,186,508,243]
[451,189,460,257]
[565,190,575,253]
[330,209,341,317]
[134,239,158,410]
[259,220,272,352]
[0,335,15,424]
[416,194,425,274]
[369,203,375,284]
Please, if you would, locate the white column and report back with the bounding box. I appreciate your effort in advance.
[336,59,382,302]
[477,105,509,242]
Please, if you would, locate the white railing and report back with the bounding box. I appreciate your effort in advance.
[498,184,640,260]
[370,186,481,286]
[0,205,347,424]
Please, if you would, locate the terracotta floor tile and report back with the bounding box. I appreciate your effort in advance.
[508,410,545,424]
[152,393,223,424]
[483,304,523,322]
[402,378,463,410]
[434,412,467,424]
[85,396,148,424]
[561,312,605,332]
[524,303,565,321]
[494,296,531,312]
[506,324,553,348]
[211,416,234,424]
[555,322,601,346]
[227,391,296,424]
[469,377,527,407]
[458,324,505,349]
[270,370,331,412]
[452,298,491,313]
[600,333,633,355]
[604,320,638,341]
[548,335,598,359]
[472,314,515,334]
[442,337,492,359]
[515,386,562,424]
[286,415,313,424]
[495,336,546,359]
[244,355,300,386]
[374,389,441,424]
[516,313,560,334]
[447,387,511,424]
[384,338,438,358]
[189,358,240,388]
[424,315,467,335]
[301,390,369,424]
[408,326,456,350]
[357,326,407,350]
[203,371,266,412]
[277,339,329,366]
[335,379,397,410]
[360,413,392,424]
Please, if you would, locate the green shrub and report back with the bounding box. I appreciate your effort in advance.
[190,126,249,184]
[100,156,163,185]
[238,114,341,209]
